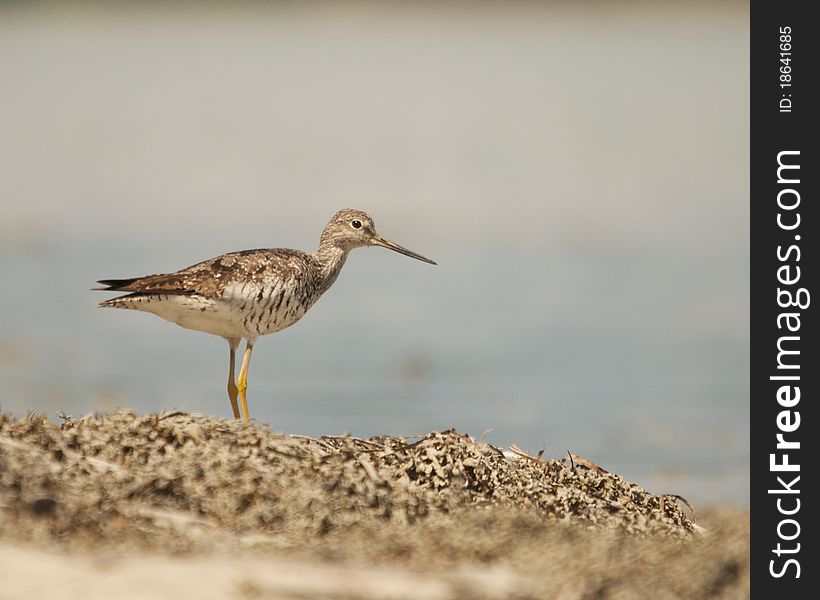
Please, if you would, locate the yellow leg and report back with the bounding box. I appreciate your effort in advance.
[227,338,240,419]
[236,340,255,422]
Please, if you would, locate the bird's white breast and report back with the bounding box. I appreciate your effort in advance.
[136,286,308,340]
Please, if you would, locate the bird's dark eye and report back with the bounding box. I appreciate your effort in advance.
[351,219,363,229]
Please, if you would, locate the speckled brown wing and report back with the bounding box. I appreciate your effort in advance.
[95,248,317,300]
[95,272,198,296]
[95,261,217,297]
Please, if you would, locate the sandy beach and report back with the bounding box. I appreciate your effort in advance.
[1,4,750,598]
[1,410,748,599]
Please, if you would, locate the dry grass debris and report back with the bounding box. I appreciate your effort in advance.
[0,410,749,599]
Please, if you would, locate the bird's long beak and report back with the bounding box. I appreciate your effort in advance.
[373,236,437,265]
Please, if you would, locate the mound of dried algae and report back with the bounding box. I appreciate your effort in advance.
[1,410,748,599]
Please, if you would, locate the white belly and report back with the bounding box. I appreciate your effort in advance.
[135,294,306,339]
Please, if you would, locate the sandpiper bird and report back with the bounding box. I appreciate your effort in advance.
[95,209,436,422]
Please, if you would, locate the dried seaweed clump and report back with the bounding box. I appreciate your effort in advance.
[0,411,693,550]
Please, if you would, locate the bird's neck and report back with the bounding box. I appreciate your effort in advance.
[312,243,349,293]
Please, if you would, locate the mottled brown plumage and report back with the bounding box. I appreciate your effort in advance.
[97,248,316,300]
[95,209,436,421]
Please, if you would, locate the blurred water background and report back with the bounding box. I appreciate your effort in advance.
[1,2,748,505]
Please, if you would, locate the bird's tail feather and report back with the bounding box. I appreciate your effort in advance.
[93,278,142,291]
[97,293,147,309]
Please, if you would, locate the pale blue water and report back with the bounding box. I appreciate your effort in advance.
[1,232,748,506]
[0,3,749,506]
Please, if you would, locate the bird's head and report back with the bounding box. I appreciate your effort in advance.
[319,209,436,265]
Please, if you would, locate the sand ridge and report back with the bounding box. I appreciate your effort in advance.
[0,410,748,599]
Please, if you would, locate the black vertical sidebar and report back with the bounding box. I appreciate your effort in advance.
[751,1,817,596]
